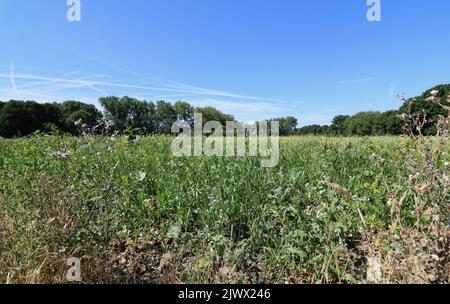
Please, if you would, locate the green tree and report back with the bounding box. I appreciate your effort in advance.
[59,101,102,135]
[195,106,235,127]
[100,96,155,134]
[0,101,61,138]
[379,110,403,135]
[343,112,383,136]
[399,84,450,135]
[297,124,330,135]
[155,100,177,134]
[269,116,298,136]
[174,101,194,126]
[330,115,350,136]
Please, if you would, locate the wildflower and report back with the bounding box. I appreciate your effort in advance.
[370,153,385,165]
[110,131,119,141]
[138,171,147,181]
[208,194,218,207]
[429,90,439,96]
[143,199,154,210]
[426,96,438,103]
[407,172,420,187]
[51,150,72,161]
[443,174,449,183]
[367,257,383,283]
[74,119,83,127]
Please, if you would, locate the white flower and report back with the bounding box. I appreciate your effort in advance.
[51,150,72,160]
[367,257,383,283]
[430,90,439,96]
[138,171,147,181]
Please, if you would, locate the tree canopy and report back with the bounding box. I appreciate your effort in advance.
[269,116,298,136]
[298,84,449,136]
[59,101,102,135]
[195,106,235,127]
[0,97,236,138]
[0,84,448,138]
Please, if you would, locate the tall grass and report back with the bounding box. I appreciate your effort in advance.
[0,135,448,283]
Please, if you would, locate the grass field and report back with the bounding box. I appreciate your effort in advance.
[0,135,448,283]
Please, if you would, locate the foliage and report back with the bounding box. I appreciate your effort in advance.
[174,101,195,126]
[0,135,448,283]
[0,98,236,138]
[297,124,330,136]
[0,101,61,137]
[0,100,101,137]
[330,115,350,136]
[269,116,298,136]
[1,84,448,138]
[399,84,450,136]
[154,100,177,134]
[299,84,449,136]
[100,96,156,134]
[58,101,102,135]
[195,106,235,127]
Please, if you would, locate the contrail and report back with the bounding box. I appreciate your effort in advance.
[38,74,111,95]
[17,71,82,90]
[0,72,281,102]
[0,73,199,94]
[86,84,108,97]
[68,54,287,103]
[9,61,18,93]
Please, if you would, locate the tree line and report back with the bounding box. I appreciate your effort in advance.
[0,100,101,138]
[297,111,403,136]
[0,97,237,138]
[0,84,448,138]
[297,84,450,136]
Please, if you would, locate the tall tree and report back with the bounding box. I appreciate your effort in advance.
[0,101,60,137]
[174,101,195,126]
[155,100,177,134]
[330,115,350,136]
[100,96,155,134]
[195,106,235,127]
[399,84,450,135]
[297,124,330,135]
[379,110,403,135]
[343,112,382,136]
[59,101,102,134]
[269,116,298,136]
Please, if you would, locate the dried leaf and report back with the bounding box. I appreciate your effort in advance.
[157,252,175,272]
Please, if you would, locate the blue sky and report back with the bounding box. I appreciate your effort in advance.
[1,0,449,125]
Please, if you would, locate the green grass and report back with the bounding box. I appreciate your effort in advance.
[0,135,448,283]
